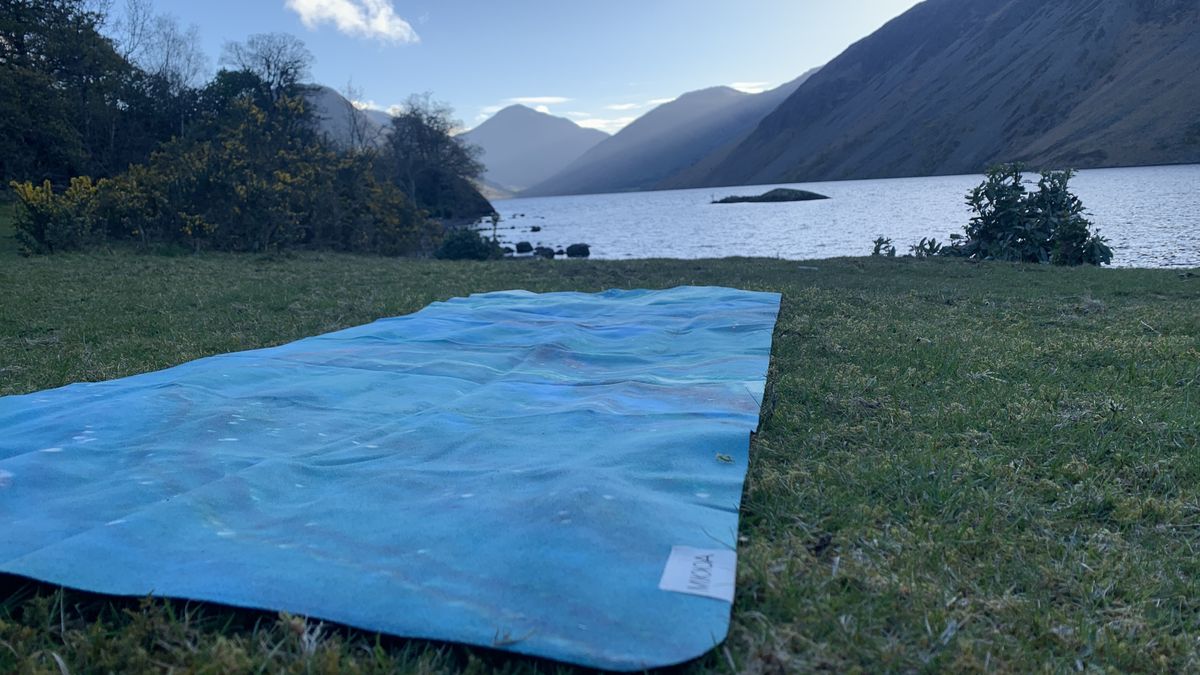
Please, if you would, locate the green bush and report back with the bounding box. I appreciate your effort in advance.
[950,164,1112,265]
[433,227,501,261]
[871,237,896,257]
[909,237,943,258]
[9,177,102,255]
[1029,170,1113,266]
[13,94,445,258]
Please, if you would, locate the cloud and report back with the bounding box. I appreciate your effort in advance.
[729,81,771,93]
[534,105,551,114]
[605,103,642,111]
[285,0,419,44]
[646,97,676,106]
[575,116,637,134]
[507,96,571,106]
[564,111,592,118]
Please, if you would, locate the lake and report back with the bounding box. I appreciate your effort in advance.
[494,164,1200,268]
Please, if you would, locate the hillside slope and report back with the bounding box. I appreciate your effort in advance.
[461,106,608,193]
[700,0,1200,186]
[305,86,389,149]
[523,71,817,197]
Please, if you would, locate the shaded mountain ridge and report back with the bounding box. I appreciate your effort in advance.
[461,106,609,193]
[522,70,819,197]
[697,0,1200,187]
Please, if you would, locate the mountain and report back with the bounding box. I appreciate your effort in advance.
[522,71,818,197]
[460,106,609,193]
[361,107,393,130]
[698,0,1200,187]
[305,85,390,149]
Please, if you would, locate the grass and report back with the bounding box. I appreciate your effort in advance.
[1,240,1198,673]
[0,202,15,256]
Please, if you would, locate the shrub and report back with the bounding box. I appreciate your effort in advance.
[950,164,1112,265]
[93,166,171,246]
[909,238,943,258]
[871,237,896,257]
[9,177,101,255]
[433,227,501,260]
[1029,170,1113,266]
[10,89,462,258]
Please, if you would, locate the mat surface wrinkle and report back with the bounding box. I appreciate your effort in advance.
[0,286,779,670]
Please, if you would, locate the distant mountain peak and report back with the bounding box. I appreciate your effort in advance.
[490,104,550,119]
[462,106,609,194]
[520,69,819,197]
[676,86,746,100]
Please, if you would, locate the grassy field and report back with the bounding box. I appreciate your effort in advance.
[1,235,1198,672]
[0,202,15,255]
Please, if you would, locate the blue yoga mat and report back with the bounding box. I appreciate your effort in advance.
[0,286,780,670]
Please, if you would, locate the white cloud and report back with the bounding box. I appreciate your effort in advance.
[729,81,771,93]
[564,111,592,118]
[576,116,637,134]
[605,103,642,111]
[507,96,571,106]
[534,105,551,114]
[646,97,676,106]
[285,0,419,44]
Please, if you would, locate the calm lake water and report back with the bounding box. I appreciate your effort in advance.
[495,164,1200,268]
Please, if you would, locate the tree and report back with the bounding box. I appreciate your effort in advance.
[381,94,486,218]
[220,33,312,99]
[339,80,385,152]
[945,164,1112,265]
[5,6,490,256]
[143,17,209,92]
[386,94,482,186]
[0,0,135,182]
[108,0,153,61]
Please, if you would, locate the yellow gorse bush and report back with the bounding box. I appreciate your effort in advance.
[9,177,101,256]
[8,92,456,256]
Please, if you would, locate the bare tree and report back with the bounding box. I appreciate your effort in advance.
[340,80,372,152]
[84,0,115,28]
[220,33,312,98]
[109,0,153,61]
[145,17,209,91]
[143,17,208,136]
[109,1,209,95]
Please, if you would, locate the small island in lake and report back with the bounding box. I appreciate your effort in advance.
[713,188,829,204]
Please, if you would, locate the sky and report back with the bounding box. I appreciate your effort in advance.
[115,1,925,133]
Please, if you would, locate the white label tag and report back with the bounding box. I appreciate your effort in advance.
[658,546,737,602]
